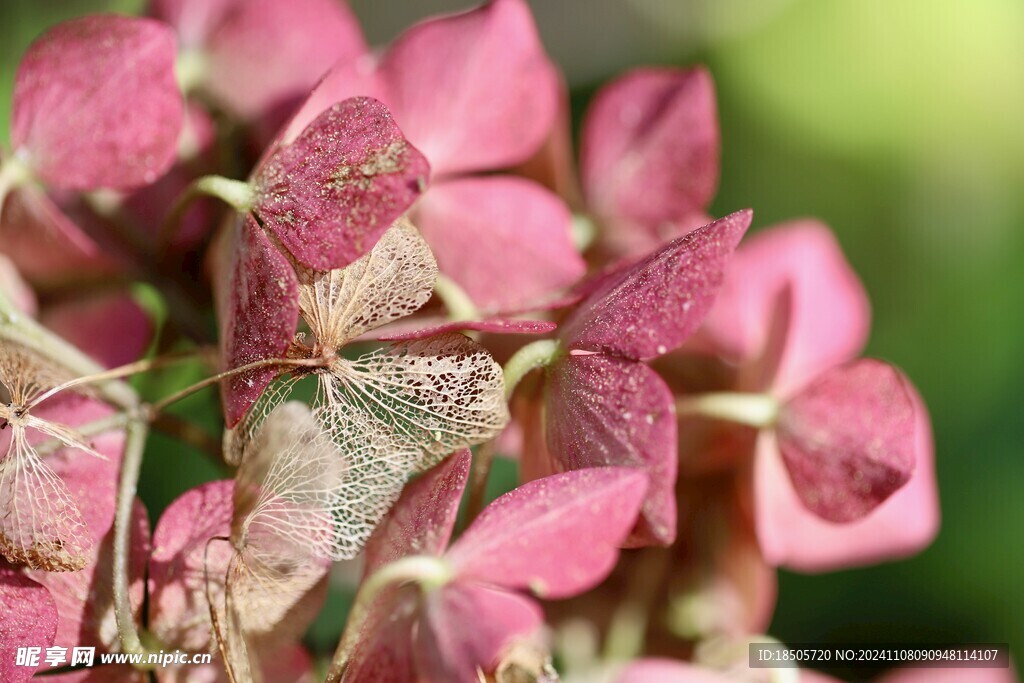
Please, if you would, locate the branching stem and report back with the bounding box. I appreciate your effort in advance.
[148,356,325,415]
[24,348,210,412]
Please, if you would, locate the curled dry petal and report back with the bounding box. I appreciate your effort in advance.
[11,15,183,190]
[297,219,437,350]
[0,567,58,683]
[776,360,916,523]
[363,450,471,575]
[416,583,544,683]
[446,467,648,598]
[543,355,678,546]
[754,377,937,571]
[581,68,719,255]
[214,215,300,428]
[560,210,752,361]
[254,97,430,272]
[413,176,585,311]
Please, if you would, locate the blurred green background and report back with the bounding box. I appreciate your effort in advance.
[2,0,1022,678]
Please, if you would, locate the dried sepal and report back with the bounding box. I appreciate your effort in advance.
[543,355,678,546]
[253,98,430,272]
[219,403,342,679]
[560,210,752,361]
[776,359,916,523]
[319,332,509,476]
[214,215,300,428]
[297,219,437,350]
[0,434,92,571]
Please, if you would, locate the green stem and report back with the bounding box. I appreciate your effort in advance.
[158,174,254,248]
[675,392,780,429]
[112,419,148,655]
[502,339,562,400]
[326,556,452,683]
[433,273,478,322]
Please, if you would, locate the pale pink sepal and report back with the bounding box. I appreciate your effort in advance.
[446,467,648,598]
[416,583,543,683]
[581,67,719,256]
[699,221,871,397]
[12,15,182,190]
[201,0,366,121]
[41,293,152,369]
[413,176,584,312]
[376,0,559,176]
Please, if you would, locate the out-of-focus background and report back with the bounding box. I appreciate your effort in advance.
[3,0,1022,676]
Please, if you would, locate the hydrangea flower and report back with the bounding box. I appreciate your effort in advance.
[340,451,647,682]
[285,0,584,313]
[665,221,938,571]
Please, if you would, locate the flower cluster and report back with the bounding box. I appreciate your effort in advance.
[0,1,949,682]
